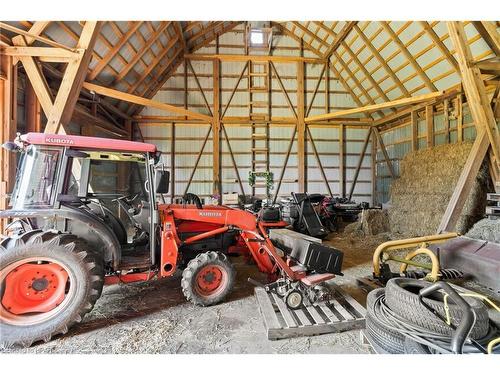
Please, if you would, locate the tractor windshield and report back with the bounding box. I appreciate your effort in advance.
[10,145,62,209]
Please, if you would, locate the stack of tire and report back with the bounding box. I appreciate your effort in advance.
[365,278,490,354]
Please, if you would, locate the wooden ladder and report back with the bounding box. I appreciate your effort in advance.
[248,61,271,196]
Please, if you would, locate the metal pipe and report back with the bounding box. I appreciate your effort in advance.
[183,226,230,245]
[372,232,458,277]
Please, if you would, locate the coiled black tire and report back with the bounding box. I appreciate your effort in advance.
[181,251,235,306]
[403,337,433,354]
[0,230,104,348]
[385,278,489,340]
[365,288,406,354]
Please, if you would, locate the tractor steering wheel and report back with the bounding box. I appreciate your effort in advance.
[182,193,203,209]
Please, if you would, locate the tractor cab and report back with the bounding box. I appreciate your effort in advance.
[3,133,169,270]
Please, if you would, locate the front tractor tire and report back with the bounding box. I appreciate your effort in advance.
[0,231,104,348]
[181,251,235,306]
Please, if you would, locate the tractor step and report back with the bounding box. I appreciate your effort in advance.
[255,285,366,340]
[118,255,152,270]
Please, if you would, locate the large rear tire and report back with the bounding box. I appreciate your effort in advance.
[0,231,104,348]
[181,251,235,306]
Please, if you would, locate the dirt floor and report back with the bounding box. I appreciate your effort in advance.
[2,230,379,354]
[3,227,498,354]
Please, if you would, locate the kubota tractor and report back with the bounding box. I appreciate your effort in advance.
[0,133,343,348]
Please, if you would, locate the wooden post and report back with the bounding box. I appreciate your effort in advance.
[447,21,500,168]
[25,79,42,132]
[371,128,378,206]
[443,99,450,144]
[297,61,306,192]
[457,95,463,143]
[411,110,418,151]
[0,55,17,231]
[437,22,500,232]
[339,123,345,198]
[373,127,395,179]
[426,105,434,148]
[324,62,330,113]
[170,123,176,202]
[212,59,221,199]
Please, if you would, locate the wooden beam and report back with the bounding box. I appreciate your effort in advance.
[271,22,323,58]
[353,24,410,97]
[212,59,221,198]
[448,21,500,168]
[127,38,180,94]
[82,82,213,122]
[0,54,16,231]
[272,126,298,204]
[426,105,434,148]
[411,110,418,151]
[13,39,54,116]
[170,123,176,200]
[339,124,345,197]
[472,21,500,56]
[348,128,372,200]
[184,53,323,64]
[380,21,437,92]
[221,124,245,196]
[25,79,42,132]
[373,127,395,179]
[22,21,51,46]
[183,127,212,195]
[187,60,213,116]
[0,22,72,51]
[306,126,333,197]
[221,61,248,119]
[297,61,306,192]
[114,22,170,82]
[371,129,377,206]
[323,21,357,59]
[340,40,393,109]
[1,46,78,62]
[419,21,459,72]
[305,63,326,117]
[305,90,444,123]
[44,21,102,134]
[270,62,298,119]
[88,21,142,81]
[437,130,490,233]
[457,95,463,143]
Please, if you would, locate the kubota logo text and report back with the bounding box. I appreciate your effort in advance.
[199,211,223,217]
[45,137,74,145]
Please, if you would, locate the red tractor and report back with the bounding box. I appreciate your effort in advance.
[0,133,343,348]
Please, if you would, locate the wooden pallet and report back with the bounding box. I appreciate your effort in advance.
[255,284,366,340]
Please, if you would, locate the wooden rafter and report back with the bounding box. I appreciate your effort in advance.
[472,21,500,56]
[419,21,459,72]
[353,24,410,97]
[114,22,170,82]
[380,21,437,92]
[323,21,357,60]
[88,22,142,81]
[271,22,323,58]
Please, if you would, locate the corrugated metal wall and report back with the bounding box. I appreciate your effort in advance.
[138,25,374,204]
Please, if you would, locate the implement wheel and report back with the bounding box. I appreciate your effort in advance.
[181,251,235,306]
[0,231,103,348]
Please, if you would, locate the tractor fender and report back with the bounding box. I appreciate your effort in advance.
[0,207,121,269]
